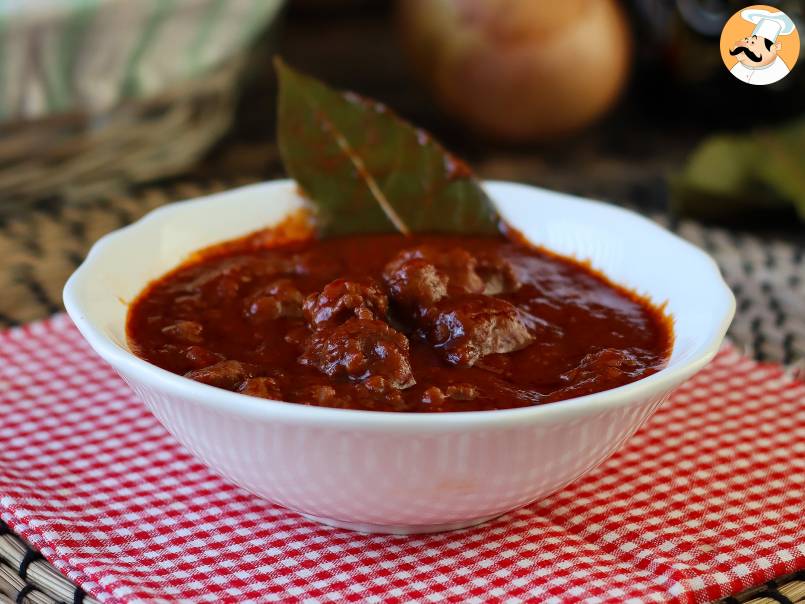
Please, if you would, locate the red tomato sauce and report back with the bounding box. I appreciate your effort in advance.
[127,221,672,412]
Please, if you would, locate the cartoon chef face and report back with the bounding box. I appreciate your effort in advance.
[722,7,798,85]
[730,34,781,68]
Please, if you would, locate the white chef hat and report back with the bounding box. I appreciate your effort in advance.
[741,8,796,43]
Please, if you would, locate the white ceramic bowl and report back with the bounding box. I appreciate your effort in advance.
[63,180,734,534]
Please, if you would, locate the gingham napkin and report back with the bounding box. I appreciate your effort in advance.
[0,315,803,603]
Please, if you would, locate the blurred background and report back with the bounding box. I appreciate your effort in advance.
[1,0,804,362]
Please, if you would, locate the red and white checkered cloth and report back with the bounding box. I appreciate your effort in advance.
[1,315,803,603]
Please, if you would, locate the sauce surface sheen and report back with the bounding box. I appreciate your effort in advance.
[127,229,672,412]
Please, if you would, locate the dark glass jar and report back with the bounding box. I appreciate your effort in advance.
[630,0,804,127]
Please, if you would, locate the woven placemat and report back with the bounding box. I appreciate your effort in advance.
[0,180,802,603]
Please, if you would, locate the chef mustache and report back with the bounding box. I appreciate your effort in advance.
[730,46,763,62]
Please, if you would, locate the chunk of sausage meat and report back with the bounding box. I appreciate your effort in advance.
[560,348,643,386]
[184,360,260,389]
[383,256,448,309]
[382,246,529,367]
[238,377,283,400]
[475,254,521,296]
[161,320,203,343]
[426,295,534,367]
[300,318,415,389]
[303,279,389,329]
[245,278,304,323]
[382,247,477,309]
[382,246,520,309]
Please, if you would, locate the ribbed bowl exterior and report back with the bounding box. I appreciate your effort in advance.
[126,373,669,530]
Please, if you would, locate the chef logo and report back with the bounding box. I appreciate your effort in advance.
[720,5,799,85]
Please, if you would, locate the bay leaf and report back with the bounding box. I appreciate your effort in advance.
[275,58,499,236]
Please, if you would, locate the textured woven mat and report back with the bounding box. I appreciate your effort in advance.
[0,181,803,603]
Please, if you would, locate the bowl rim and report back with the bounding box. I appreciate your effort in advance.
[63,179,735,432]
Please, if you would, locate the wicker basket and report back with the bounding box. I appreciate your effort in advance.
[0,0,283,206]
[0,55,245,205]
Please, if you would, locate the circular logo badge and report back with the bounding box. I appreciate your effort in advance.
[720,4,799,85]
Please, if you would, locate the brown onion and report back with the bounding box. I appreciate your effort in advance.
[398,0,633,142]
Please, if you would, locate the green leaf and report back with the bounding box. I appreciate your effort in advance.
[755,125,805,220]
[275,58,499,237]
[672,118,805,223]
